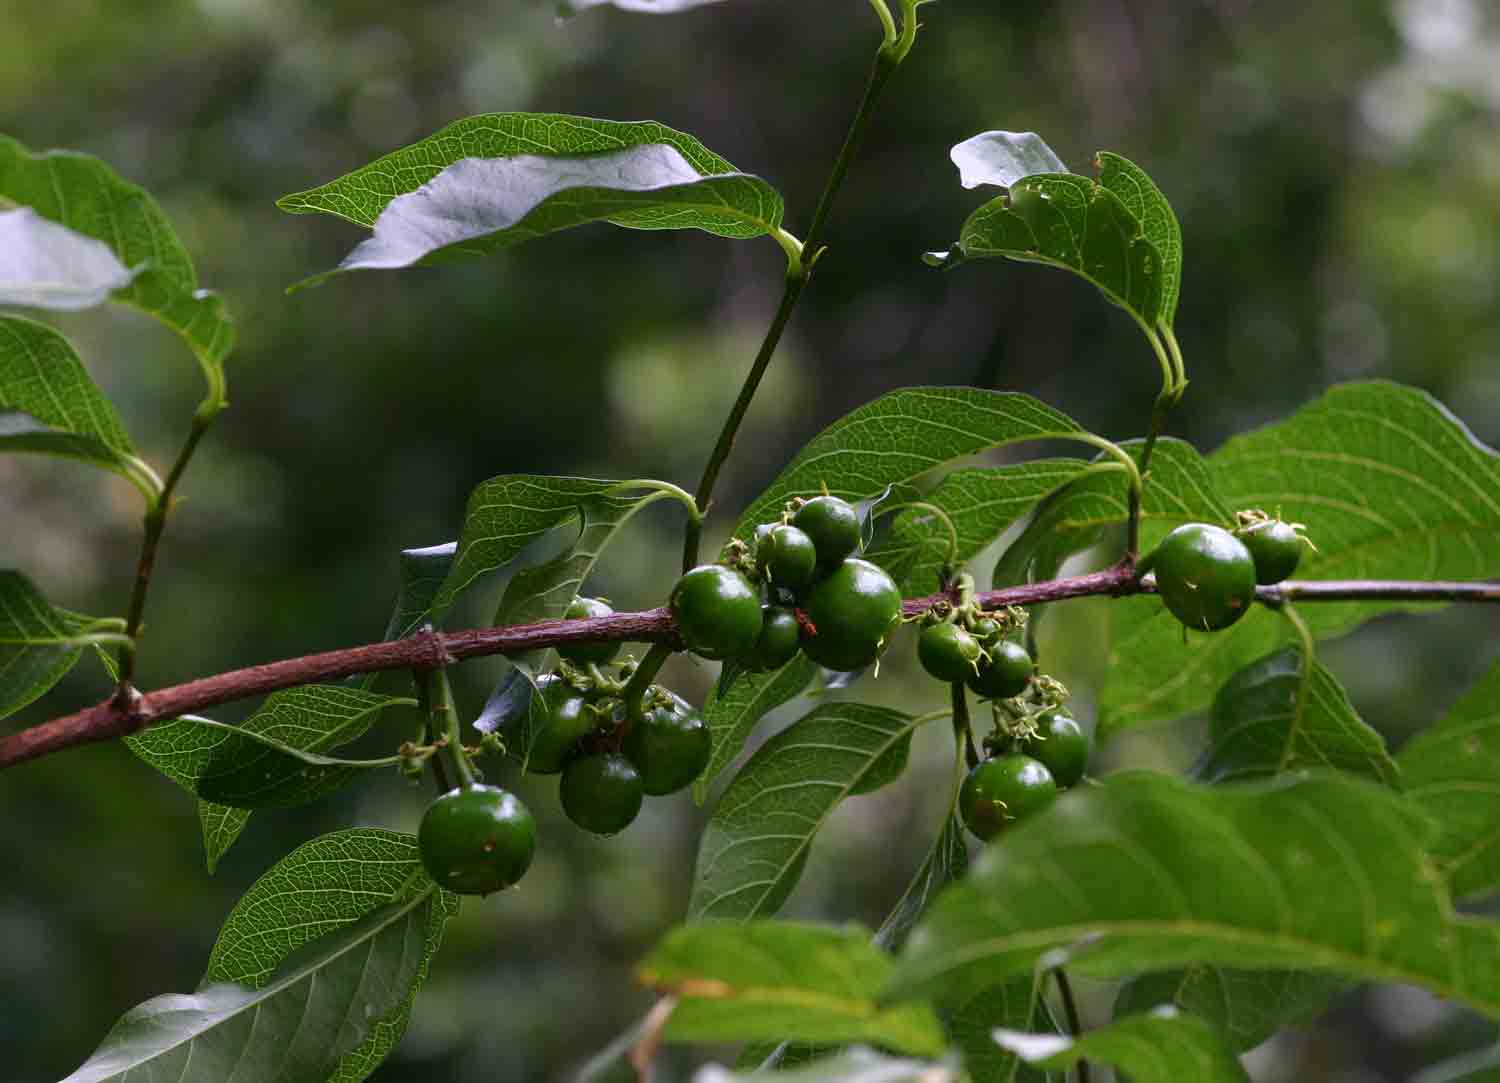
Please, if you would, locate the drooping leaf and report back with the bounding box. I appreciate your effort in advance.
[694,1047,956,1083]
[889,772,1500,1018]
[0,317,133,452]
[0,409,156,500]
[639,922,946,1057]
[0,135,233,404]
[932,175,1165,334]
[380,542,457,642]
[993,1007,1249,1082]
[0,570,95,720]
[1114,966,1342,1053]
[1095,151,1183,327]
[732,388,1088,548]
[197,801,250,875]
[1202,647,1399,785]
[279,114,782,284]
[1401,662,1500,901]
[691,703,938,920]
[1103,382,1500,730]
[866,460,1089,596]
[946,977,1056,1083]
[695,654,819,803]
[202,829,459,1083]
[127,685,408,808]
[63,831,456,1083]
[949,131,1067,190]
[874,812,969,952]
[0,207,139,309]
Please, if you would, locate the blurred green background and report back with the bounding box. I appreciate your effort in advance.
[4,0,1499,1079]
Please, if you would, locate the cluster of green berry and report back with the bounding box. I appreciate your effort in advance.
[960,706,1089,840]
[671,494,904,673]
[1143,511,1310,632]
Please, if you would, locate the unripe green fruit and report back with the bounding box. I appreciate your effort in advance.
[623,701,711,795]
[670,564,763,660]
[1237,519,1303,585]
[418,785,536,895]
[560,753,643,835]
[1146,523,1257,632]
[800,558,903,673]
[959,755,1056,841]
[968,616,1002,645]
[762,524,819,591]
[557,597,620,666]
[1018,710,1089,788]
[523,676,595,774]
[749,605,802,671]
[966,640,1034,699]
[918,622,981,683]
[792,495,862,569]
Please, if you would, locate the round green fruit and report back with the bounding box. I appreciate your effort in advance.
[560,753,644,835]
[968,616,1002,645]
[1018,710,1089,788]
[959,755,1057,841]
[966,640,1034,699]
[917,622,981,683]
[792,495,862,568]
[749,605,802,671]
[557,597,620,666]
[523,675,595,774]
[762,524,818,592]
[1147,523,1258,632]
[670,564,763,660]
[1237,519,1303,585]
[800,558,903,673]
[418,785,536,895]
[623,702,711,795]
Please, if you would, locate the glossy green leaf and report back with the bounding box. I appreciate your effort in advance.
[933,175,1165,333]
[1114,966,1342,1053]
[0,135,233,405]
[696,1048,956,1083]
[0,207,139,309]
[696,654,819,803]
[867,460,1089,596]
[0,569,96,720]
[994,1007,1248,1082]
[1203,647,1398,785]
[889,772,1500,1017]
[639,922,946,1057]
[946,977,1056,1083]
[691,703,938,920]
[875,812,969,952]
[128,685,408,807]
[949,131,1067,190]
[280,114,782,284]
[1095,151,1182,326]
[1401,662,1500,901]
[203,829,459,1083]
[732,388,1087,547]
[197,801,250,875]
[1104,382,1500,730]
[63,831,456,1083]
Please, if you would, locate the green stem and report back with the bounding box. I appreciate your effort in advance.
[115,410,216,691]
[952,682,978,769]
[421,667,476,790]
[1065,432,1146,557]
[867,0,898,47]
[887,0,922,61]
[1052,968,1090,1083]
[614,478,702,526]
[622,642,673,722]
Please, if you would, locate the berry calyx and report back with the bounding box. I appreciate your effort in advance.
[670,564,763,660]
[959,754,1057,841]
[560,752,644,835]
[418,784,536,895]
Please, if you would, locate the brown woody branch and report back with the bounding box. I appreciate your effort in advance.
[3,572,1497,772]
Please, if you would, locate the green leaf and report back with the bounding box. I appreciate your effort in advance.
[381,542,457,642]
[1114,966,1342,1053]
[63,831,456,1083]
[639,921,946,1057]
[934,175,1165,333]
[691,703,937,920]
[1400,662,1500,901]
[696,654,819,803]
[0,319,131,449]
[279,114,783,284]
[696,1048,956,1083]
[127,685,408,807]
[993,1007,1249,1082]
[949,131,1067,190]
[203,828,459,1083]
[0,207,139,309]
[0,569,95,720]
[945,978,1055,1083]
[875,812,969,952]
[1203,647,1399,785]
[888,771,1500,1018]
[732,388,1088,547]
[867,460,1089,596]
[1095,151,1183,327]
[197,801,250,875]
[0,135,233,405]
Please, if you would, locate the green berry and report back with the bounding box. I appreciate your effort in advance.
[918,622,981,683]
[1147,523,1258,632]
[749,605,802,671]
[523,675,595,774]
[560,753,643,836]
[800,558,903,672]
[792,495,862,569]
[418,785,536,895]
[670,564,763,660]
[959,755,1057,841]
[557,597,620,666]
[1018,710,1089,788]
[1237,519,1304,585]
[623,700,711,795]
[762,524,819,591]
[966,640,1033,699]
